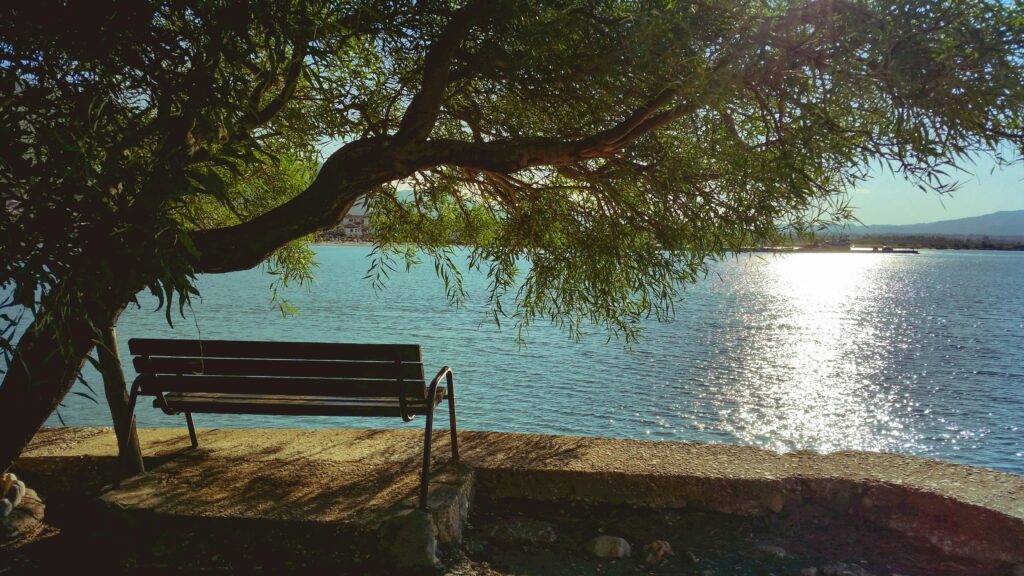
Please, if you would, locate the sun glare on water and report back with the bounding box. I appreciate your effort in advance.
[715,253,916,454]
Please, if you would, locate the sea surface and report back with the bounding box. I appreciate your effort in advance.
[43,247,1024,475]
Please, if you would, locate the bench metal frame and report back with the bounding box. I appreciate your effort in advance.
[123,339,459,510]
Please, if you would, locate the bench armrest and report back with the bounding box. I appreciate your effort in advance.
[427,366,453,403]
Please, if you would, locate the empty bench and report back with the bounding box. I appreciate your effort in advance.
[125,338,458,509]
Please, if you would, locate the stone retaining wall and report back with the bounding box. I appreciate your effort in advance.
[15,428,1024,568]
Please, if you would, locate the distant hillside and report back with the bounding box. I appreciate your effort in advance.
[850,210,1024,238]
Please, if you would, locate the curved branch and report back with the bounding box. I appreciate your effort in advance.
[394,3,485,143]
[190,85,706,274]
[243,41,309,129]
[191,136,395,273]
[418,96,705,173]
[581,86,684,148]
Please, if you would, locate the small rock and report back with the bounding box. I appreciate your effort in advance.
[641,540,673,564]
[800,568,820,576]
[8,481,25,509]
[822,562,875,576]
[1013,565,1024,576]
[0,489,45,550]
[585,535,631,559]
[685,550,699,564]
[0,474,15,498]
[755,543,788,559]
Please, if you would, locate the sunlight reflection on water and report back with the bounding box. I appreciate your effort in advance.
[45,247,1024,474]
[720,255,908,454]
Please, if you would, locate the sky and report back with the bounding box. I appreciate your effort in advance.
[849,156,1024,225]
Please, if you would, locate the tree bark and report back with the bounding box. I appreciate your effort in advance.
[97,324,144,477]
[0,267,138,473]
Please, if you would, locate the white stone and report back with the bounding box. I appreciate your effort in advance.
[800,568,820,576]
[0,473,15,499]
[8,481,24,509]
[755,543,788,558]
[585,535,631,559]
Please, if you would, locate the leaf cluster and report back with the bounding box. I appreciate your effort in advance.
[2,0,1023,352]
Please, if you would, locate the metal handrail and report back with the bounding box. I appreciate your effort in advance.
[419,365,459,509]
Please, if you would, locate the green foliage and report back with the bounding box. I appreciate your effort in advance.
[366,0,1024,340]
[2,0,1024,353]
[0,2,324,352]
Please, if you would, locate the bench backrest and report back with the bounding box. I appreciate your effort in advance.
[128,338,426,399]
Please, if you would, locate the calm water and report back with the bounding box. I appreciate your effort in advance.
[46,247,1024,475]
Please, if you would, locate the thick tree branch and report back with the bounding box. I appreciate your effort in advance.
[394,3,483,143]
[580,86,683,148]
[243,41,309,129]
[191,86,706,274]
[417,97,706,174]
[192,136,398,273]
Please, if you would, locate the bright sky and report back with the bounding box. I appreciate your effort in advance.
[850,156,1024,225]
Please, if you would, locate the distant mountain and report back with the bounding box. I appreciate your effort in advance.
[848,210,1024,238]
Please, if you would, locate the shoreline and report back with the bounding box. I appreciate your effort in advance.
[7,427,1024,573]
[309,241,1024,252]
[312,239,374,246]
[13,427,1024,568]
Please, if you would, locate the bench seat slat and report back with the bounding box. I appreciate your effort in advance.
[161,392,442,417]
[134,356,423,380]
[138,375,428,399]
[129,338,421,362]
[124,338,456,511]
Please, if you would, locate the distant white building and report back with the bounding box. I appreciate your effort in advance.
[341,213,371,239]
[339,197,371,239]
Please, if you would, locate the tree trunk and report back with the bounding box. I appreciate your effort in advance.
[0,143,384,471]
[0,269,136,473]
[97,325,144,477]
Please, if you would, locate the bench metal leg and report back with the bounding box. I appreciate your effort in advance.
[419,406,435,511]
[185,413,198,448]
[446,371,459,460]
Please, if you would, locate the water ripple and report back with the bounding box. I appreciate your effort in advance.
[47,248,1024,475]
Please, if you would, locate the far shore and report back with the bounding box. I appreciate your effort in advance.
[311,240,1024,251]
[312,240,373,246]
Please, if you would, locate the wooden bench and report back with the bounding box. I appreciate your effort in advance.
[124,338,458,510]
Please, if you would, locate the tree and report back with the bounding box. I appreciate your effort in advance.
[2,0,1023,471]
[97,325,144,476]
